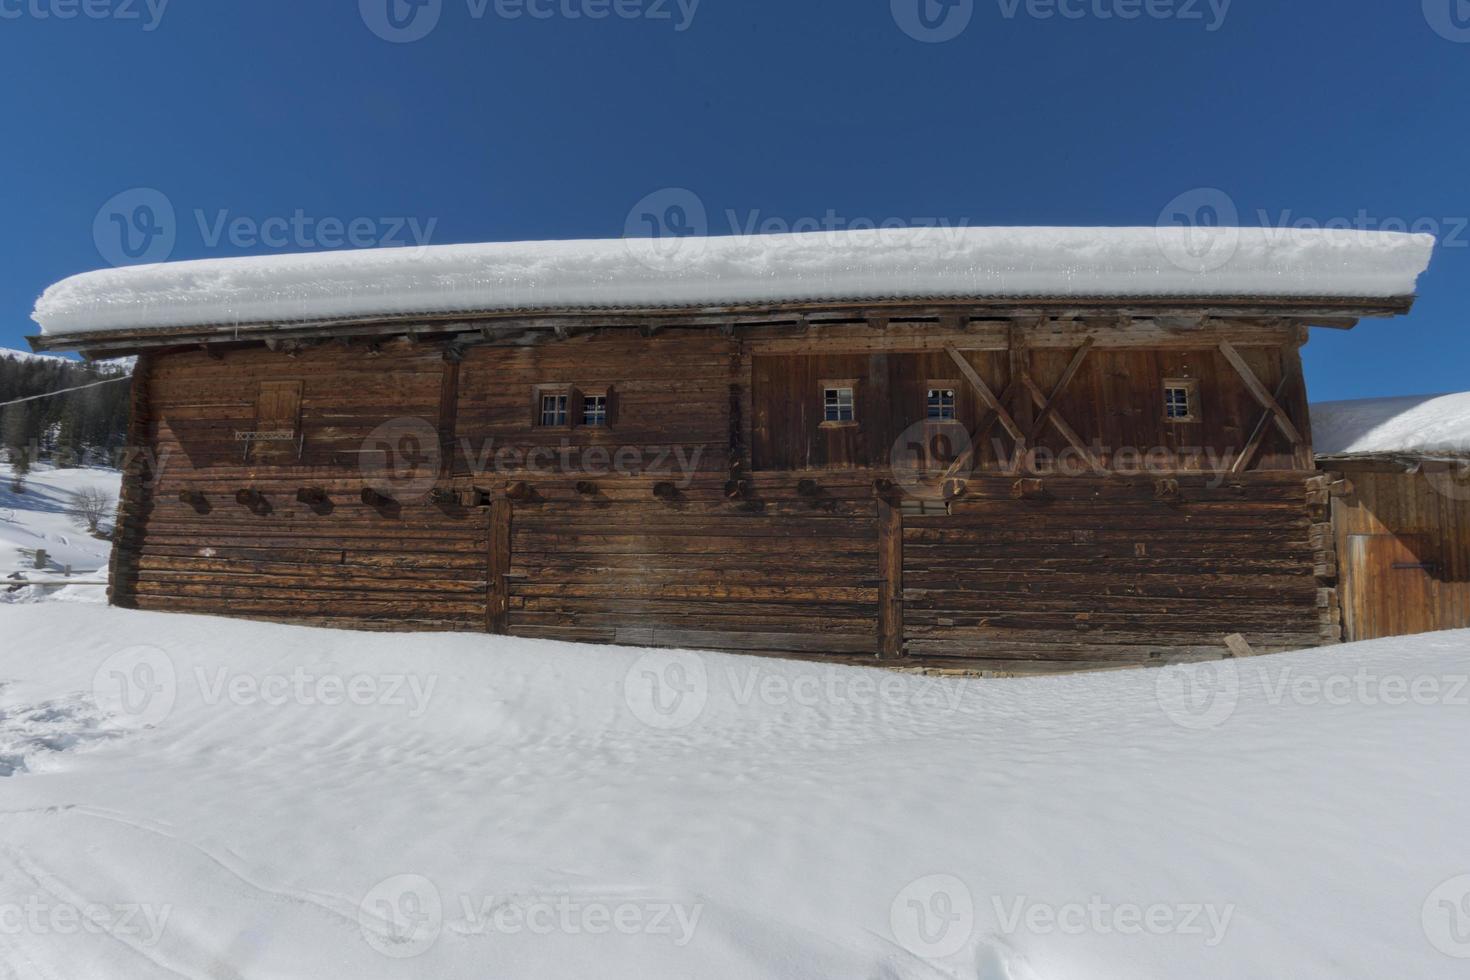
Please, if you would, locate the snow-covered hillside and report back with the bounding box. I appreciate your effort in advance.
[0,604,1466,978]
[0,347,72,365]
[0,462,120,604]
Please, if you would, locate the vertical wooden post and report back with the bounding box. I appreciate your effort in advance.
[1284,342,1316,471]
[437,355,461,480]
[109,354,154,609]
[486,497,512,635]
[877,498,904,659]
[1009,321,1035,475]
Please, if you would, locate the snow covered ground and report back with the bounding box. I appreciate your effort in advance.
[0,462,120,605]
[0,604,1466,978]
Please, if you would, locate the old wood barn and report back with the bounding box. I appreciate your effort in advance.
[29,228,1440,672]
[1312,392,1470,643]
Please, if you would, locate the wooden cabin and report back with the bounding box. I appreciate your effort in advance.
[29,228,1437,672]
[1312,393,1470,642]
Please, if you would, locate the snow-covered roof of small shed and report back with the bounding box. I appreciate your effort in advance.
[32,226,1435,338]
[1312,392,1470,461]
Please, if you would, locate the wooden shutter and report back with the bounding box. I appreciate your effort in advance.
[251,380,303,461]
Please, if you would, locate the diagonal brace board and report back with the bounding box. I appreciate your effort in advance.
[1218,341,1304,447]
[1231,363,1301,474]
[1027,337,1095,443]
[1019,375,1107,473]
[946,346,1027,444]
[939,379,1020,483]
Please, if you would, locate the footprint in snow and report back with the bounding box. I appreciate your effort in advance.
[0,694,124,778]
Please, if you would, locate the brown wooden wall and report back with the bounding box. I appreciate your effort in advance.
[1331,466,1470,642]
[751,346,1307,473]
[116,345,488,630]
[453,331,732,477]
[110,314,1337,671]
[903,474,1334,669]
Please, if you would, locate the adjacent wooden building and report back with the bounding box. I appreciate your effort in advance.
[1313,394,1470,642]
[30,228,1441,671]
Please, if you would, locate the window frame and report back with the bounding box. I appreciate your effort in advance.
[926,381,960,423]
[819,379,859,428]
[533,384,616,429]
[580,388,612,429]
[1162,378,1200,424]
[534,385,572,429]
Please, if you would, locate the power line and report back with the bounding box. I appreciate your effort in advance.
[0,375,131,410]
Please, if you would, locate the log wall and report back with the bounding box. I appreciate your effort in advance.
[109,315,1337,671]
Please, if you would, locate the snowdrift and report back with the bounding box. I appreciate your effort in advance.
[1,605,1467,978]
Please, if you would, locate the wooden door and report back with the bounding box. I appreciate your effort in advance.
[1343,534,1436,642]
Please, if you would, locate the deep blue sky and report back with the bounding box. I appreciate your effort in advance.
[1,0,1465,400]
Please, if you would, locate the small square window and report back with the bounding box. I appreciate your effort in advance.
[823,387,855,423]
[1163,379,1199,423]
[819,380,858,426]
[927,387,957,421]
[583,394,609,427]
[539,392,568,427]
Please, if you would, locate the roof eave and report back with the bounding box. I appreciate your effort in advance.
[28,293,1417,357]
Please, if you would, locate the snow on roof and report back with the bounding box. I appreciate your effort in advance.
[1312,392,1470,460]
[32,226,1435,338]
